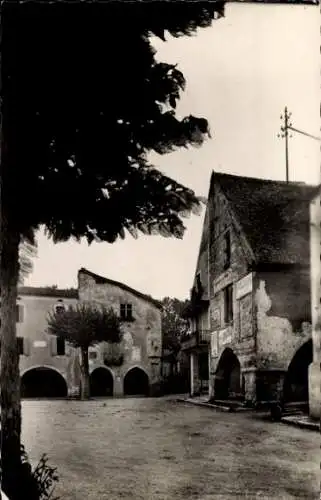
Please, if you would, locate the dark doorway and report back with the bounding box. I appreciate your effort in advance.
[90,368,114,397]
[124,367,149,396]
[21,367,68,398]
[214,348,242,400]
[284,340,312,403]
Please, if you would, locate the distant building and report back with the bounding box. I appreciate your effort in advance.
[309,189,321,419]
[14,271,162,398]
[17,286,78,398]
[77,268,163,397]
[182,171,318,408]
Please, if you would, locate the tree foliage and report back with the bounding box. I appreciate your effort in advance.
[0,2,225,496]
[18,238,38,285]
[47,303,122,400]
[47,304,122,349]
[2,1,224,244]
[161,297,190,354]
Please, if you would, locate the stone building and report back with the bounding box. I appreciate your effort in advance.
[78,268,163,397]
[17,286,78,398]
[183,171,318,408]
[15,269,162,398]
[308,189,321,419]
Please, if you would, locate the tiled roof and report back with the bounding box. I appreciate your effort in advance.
[78,268,162,309]
[212,172,319,266]
[18,286,78,299]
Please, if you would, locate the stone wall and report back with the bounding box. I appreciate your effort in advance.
[78,270,163,395]
[207,186,257,401]
[309,192,321,419]
[255,272,312,371]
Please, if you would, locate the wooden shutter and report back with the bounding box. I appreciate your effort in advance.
[50,336,57,356]
[23,337,30,356]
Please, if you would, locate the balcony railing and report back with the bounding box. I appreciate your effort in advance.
[180,329,211,350]
[197,329,211,345]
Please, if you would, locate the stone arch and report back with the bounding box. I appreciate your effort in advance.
[21,366,68,398]
[214,348,243,400]
[124,366,149,396]
[89,366,114,397]
[284,339,313,403]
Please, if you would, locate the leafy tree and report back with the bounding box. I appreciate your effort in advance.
[47,303,121,400]
[18,238,38,285]
[0,2,224,498]
[161,297,190,354]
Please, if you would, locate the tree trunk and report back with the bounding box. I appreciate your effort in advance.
[0,219,22,499]
[80,348,90,400]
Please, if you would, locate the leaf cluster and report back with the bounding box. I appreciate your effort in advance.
[47,304,122,349]
[1,2,224,243]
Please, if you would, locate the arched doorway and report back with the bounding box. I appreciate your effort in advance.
[284,340,312,403]
[124,367,149,396]
[21,367,68,398]
[214,348,242,400]
[90,367,114,397]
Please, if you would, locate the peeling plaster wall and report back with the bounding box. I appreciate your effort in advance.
[309,193,321,419]
[209,186,256,370]
[255,275,312,371]
[78,272,162,394]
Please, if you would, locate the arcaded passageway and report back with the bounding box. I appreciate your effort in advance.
[284,340,313,403]
[21,367,68,398]
[90,367,114,397]
[123,367,149,396]
[214,348,242,400]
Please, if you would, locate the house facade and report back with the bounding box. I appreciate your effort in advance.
[309,189,321,419]
[14,270,162,398]
[183,171,318,408]
[16,287,78,398]
[77,268,163,397]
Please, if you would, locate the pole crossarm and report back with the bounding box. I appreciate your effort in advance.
[288,126,321,142]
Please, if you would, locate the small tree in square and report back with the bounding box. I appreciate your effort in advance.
[47,304,122,400]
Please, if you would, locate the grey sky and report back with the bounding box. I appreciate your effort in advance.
[26,3,320,300]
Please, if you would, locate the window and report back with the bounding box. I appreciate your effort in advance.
[120,303,133,321]
[89,351,97,360]
[224,284,233,324]
[56,337,65,356]
[54,300,66,314]
[223,231,231,270]
[16,304,24,323]
[17,336,24,355]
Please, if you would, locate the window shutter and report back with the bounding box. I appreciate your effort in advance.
[57,337,65,356]
[50,336,57,356]
[23,337,30,356]
[16,304,24,323]
[17,337,24,355]
[127,304,133,320]
[19,304,24,323]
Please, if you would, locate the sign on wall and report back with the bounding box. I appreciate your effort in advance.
[212,307,221,329]
[219,328,232,347]
[211,332,218,357]
[131,346,141,362]
[235,273,253,300]
[239,294,253,339]
[33,340,47,348]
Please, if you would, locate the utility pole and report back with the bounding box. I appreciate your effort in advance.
[278,107,321,183]
[278,106,292,183]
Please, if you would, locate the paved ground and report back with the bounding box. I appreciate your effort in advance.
[21,397,319,499]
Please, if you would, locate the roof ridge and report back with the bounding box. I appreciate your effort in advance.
[78,268,162,309]
[212,170,317,188]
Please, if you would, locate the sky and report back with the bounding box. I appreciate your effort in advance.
[25,3,320,301]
